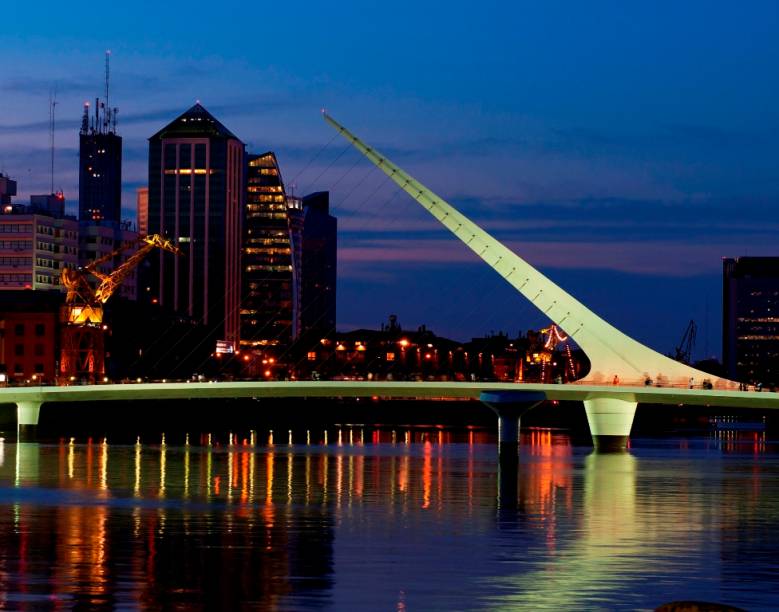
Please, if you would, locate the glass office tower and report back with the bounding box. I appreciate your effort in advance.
[723,256,779,385]
[240,152,298,352]
[147,103,245,348]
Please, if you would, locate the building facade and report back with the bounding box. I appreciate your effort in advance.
[0,291,61,384]
[147,103,244,347]
[723,257,779,385]
[29,193,65,217]
[0,212,78,292]
[300,191,337,344]
[79,102,122,223]
[240,152,297,354]
[136,187,148,236]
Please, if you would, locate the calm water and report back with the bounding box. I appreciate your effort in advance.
[0,428,778,610]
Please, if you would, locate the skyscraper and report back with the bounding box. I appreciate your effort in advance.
[723,257,779,385]
[78,101,122,223]
[240,152,297,352]
[147,103,245,347]
[300,191,337,343]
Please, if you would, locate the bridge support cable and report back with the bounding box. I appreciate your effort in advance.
[322,113,729,388]
[16,401,42,443]
[583,396,637,452]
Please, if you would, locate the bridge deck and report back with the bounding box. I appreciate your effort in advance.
[1,381,778,410]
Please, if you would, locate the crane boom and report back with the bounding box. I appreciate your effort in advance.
[94,235,180,303]
[61,233,181,324]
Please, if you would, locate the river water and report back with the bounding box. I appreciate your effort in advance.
[0,428,777,610]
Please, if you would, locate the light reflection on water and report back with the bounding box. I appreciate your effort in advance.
[0,429,777,610]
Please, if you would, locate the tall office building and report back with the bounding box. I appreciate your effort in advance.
[240,153,298,351]
[147,103,245,347]
[79,101,122,223]
[136,187,148,236]
[723,257,779,385]
[300,192,337,342]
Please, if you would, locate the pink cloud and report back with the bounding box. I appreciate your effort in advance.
[339,238,773,276]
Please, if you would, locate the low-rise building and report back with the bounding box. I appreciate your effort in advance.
[0,291,62,384]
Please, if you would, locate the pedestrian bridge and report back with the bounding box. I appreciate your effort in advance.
[7,115,764,451]
[4,380,778,448]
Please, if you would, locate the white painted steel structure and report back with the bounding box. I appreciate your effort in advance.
[322,113,728,389]
[322,114,747,448]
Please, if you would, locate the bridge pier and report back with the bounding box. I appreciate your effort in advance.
[16,401,41,443]
[583,396,637,452]
[481,391,546,468]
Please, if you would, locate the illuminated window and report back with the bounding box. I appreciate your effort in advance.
[386,352,395,361]
[307,351,317,361]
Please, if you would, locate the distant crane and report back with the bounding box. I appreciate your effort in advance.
[674,319,697,364]
[60,234,181,382]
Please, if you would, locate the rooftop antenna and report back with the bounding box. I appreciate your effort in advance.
[49,90,58,194]
[104,50,111,133]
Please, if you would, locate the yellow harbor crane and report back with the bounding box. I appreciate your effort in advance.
[60,234,181,382]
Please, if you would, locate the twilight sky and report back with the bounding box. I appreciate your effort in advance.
[1,0,778,359]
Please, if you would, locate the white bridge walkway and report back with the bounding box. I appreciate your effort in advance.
[4,380,779,448]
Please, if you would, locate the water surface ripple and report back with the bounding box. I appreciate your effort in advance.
[0,429,776,610]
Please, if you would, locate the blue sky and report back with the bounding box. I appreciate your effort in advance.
[1,1,778,357]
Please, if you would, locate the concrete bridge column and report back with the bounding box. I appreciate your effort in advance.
[583,396,637,452]
[481,390,546,465]
[481,391,546,509]
[17,401,42,443]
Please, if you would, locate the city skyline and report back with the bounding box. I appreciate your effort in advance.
[1,1,778,355]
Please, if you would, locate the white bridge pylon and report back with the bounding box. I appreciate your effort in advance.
[324,113,733,389]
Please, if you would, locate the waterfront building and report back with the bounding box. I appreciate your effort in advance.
[0,290,61,383]
[300,191,337,344]
[147,103,245,348]
[240,152,297,354]
[723,257,779,385]
[78,101,122,223]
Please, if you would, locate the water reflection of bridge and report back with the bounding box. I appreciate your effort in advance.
[3,431,772,608]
